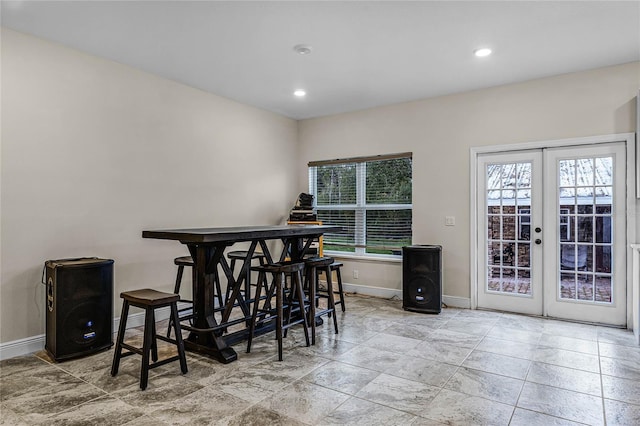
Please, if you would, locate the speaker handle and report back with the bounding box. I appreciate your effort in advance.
[47,277,54,312]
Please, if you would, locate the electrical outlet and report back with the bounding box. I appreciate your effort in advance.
[353,269,359,279]
[445,216,456,226]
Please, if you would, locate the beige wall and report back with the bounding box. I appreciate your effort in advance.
[298,62,640,301]
[1,27,638,346]
[0,29,299,344]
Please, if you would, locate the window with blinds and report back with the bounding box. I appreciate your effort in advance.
[308,153,412,256]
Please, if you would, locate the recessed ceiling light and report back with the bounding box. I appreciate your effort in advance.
[294,90,306,97]
[474,48,492,57]
[293,44,313,55]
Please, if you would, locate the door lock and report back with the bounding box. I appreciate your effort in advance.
[535,227,542,233]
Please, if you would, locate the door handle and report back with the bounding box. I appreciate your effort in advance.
[535,239,542,245]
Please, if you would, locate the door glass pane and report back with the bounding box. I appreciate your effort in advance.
[485,161,532,297]
[595,276,612,302]
[558,156,613,304]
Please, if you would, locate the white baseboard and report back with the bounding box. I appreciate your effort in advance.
[341,282,471,309]
[441,295,471,309]
[0,334,47,361]
[342,282,402,299]
[0,306,172,361]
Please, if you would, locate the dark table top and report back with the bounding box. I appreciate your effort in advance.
[142,224,341,244]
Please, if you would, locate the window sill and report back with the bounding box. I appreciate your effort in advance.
[324,251,403,264]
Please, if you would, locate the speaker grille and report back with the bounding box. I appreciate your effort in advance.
[45,258,114,361]
[402,245,442,314]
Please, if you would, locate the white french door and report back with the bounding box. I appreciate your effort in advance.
[477,150,544,315]
[477,143,627,325]
[543,143,626,325]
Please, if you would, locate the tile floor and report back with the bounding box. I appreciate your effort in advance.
[1,294,640,425]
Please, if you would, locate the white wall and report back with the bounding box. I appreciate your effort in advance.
[298,62,640,303]
[0,29,299,344]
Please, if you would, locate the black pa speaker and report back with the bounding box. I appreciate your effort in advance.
[402,245,442,314]
[43,258,114,361]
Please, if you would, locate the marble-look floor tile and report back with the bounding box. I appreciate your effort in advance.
[337,313,393,334]
[604,398,640,426]
[2,296,639,426]
[532,347,600,373]
[509,408,586,426]
[259,380,350,424]
[485,326,542,345]
[34,395,145,425]
[111,375,204,412]
[123,415,170,426]
[440,318,495,337]
[385,355,458,387]
[0,404,29,426]
[602,374,640,405]
[381,321,435,340]
[361,332,422,354]
[538,333,599,355]
[598,341,640,361]
[1,361,73,402]
[526,362,602,396]
[600,356,640,381]
[517,382,604,425]
[422,328,483,348]
[146,385,251,425]
[318,396,416,425]
[0,355,51,378]
[462,350,531,380]
[475,336,537,360]
[543,321,598,341]
[455,309,503,321]
[399,314,449,329]
[302,360,379,395]
[221,405,306,426]
[421,388,514,425]
[406,340,474,366]
[290,334,358,360]
[495,315,546,333]
[444,366,524,405]
[597,327,638,347]
[332,325,380,345]
[335,345,405,372]
[355,373,440,416]
[2,372,106,421]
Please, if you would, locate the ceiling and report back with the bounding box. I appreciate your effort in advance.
[2,1,639,120]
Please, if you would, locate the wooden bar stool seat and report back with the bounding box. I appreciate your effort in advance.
[111,288,188,390]
[247,261,310,361]
[304,257,339,345]
[168,255,224,337]
[226,250,267,303]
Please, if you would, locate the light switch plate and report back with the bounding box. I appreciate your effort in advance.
[445,216,455,226]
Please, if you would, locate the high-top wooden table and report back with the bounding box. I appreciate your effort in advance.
[142,224,340,363]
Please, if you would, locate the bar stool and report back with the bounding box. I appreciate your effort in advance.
[226,250,266,303]
[247,262,310,361]
[304,257,339,345]
[111,289,188,390]
[168,255,224,338]
[316,261,346,313]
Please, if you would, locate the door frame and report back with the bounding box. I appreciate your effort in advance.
[470,133,636,327]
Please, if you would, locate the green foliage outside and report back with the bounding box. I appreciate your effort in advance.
[314,157,412,255]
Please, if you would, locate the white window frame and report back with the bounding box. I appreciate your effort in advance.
[309,154,412,259]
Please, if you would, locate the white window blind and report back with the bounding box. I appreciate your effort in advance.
[308,153,412,256]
